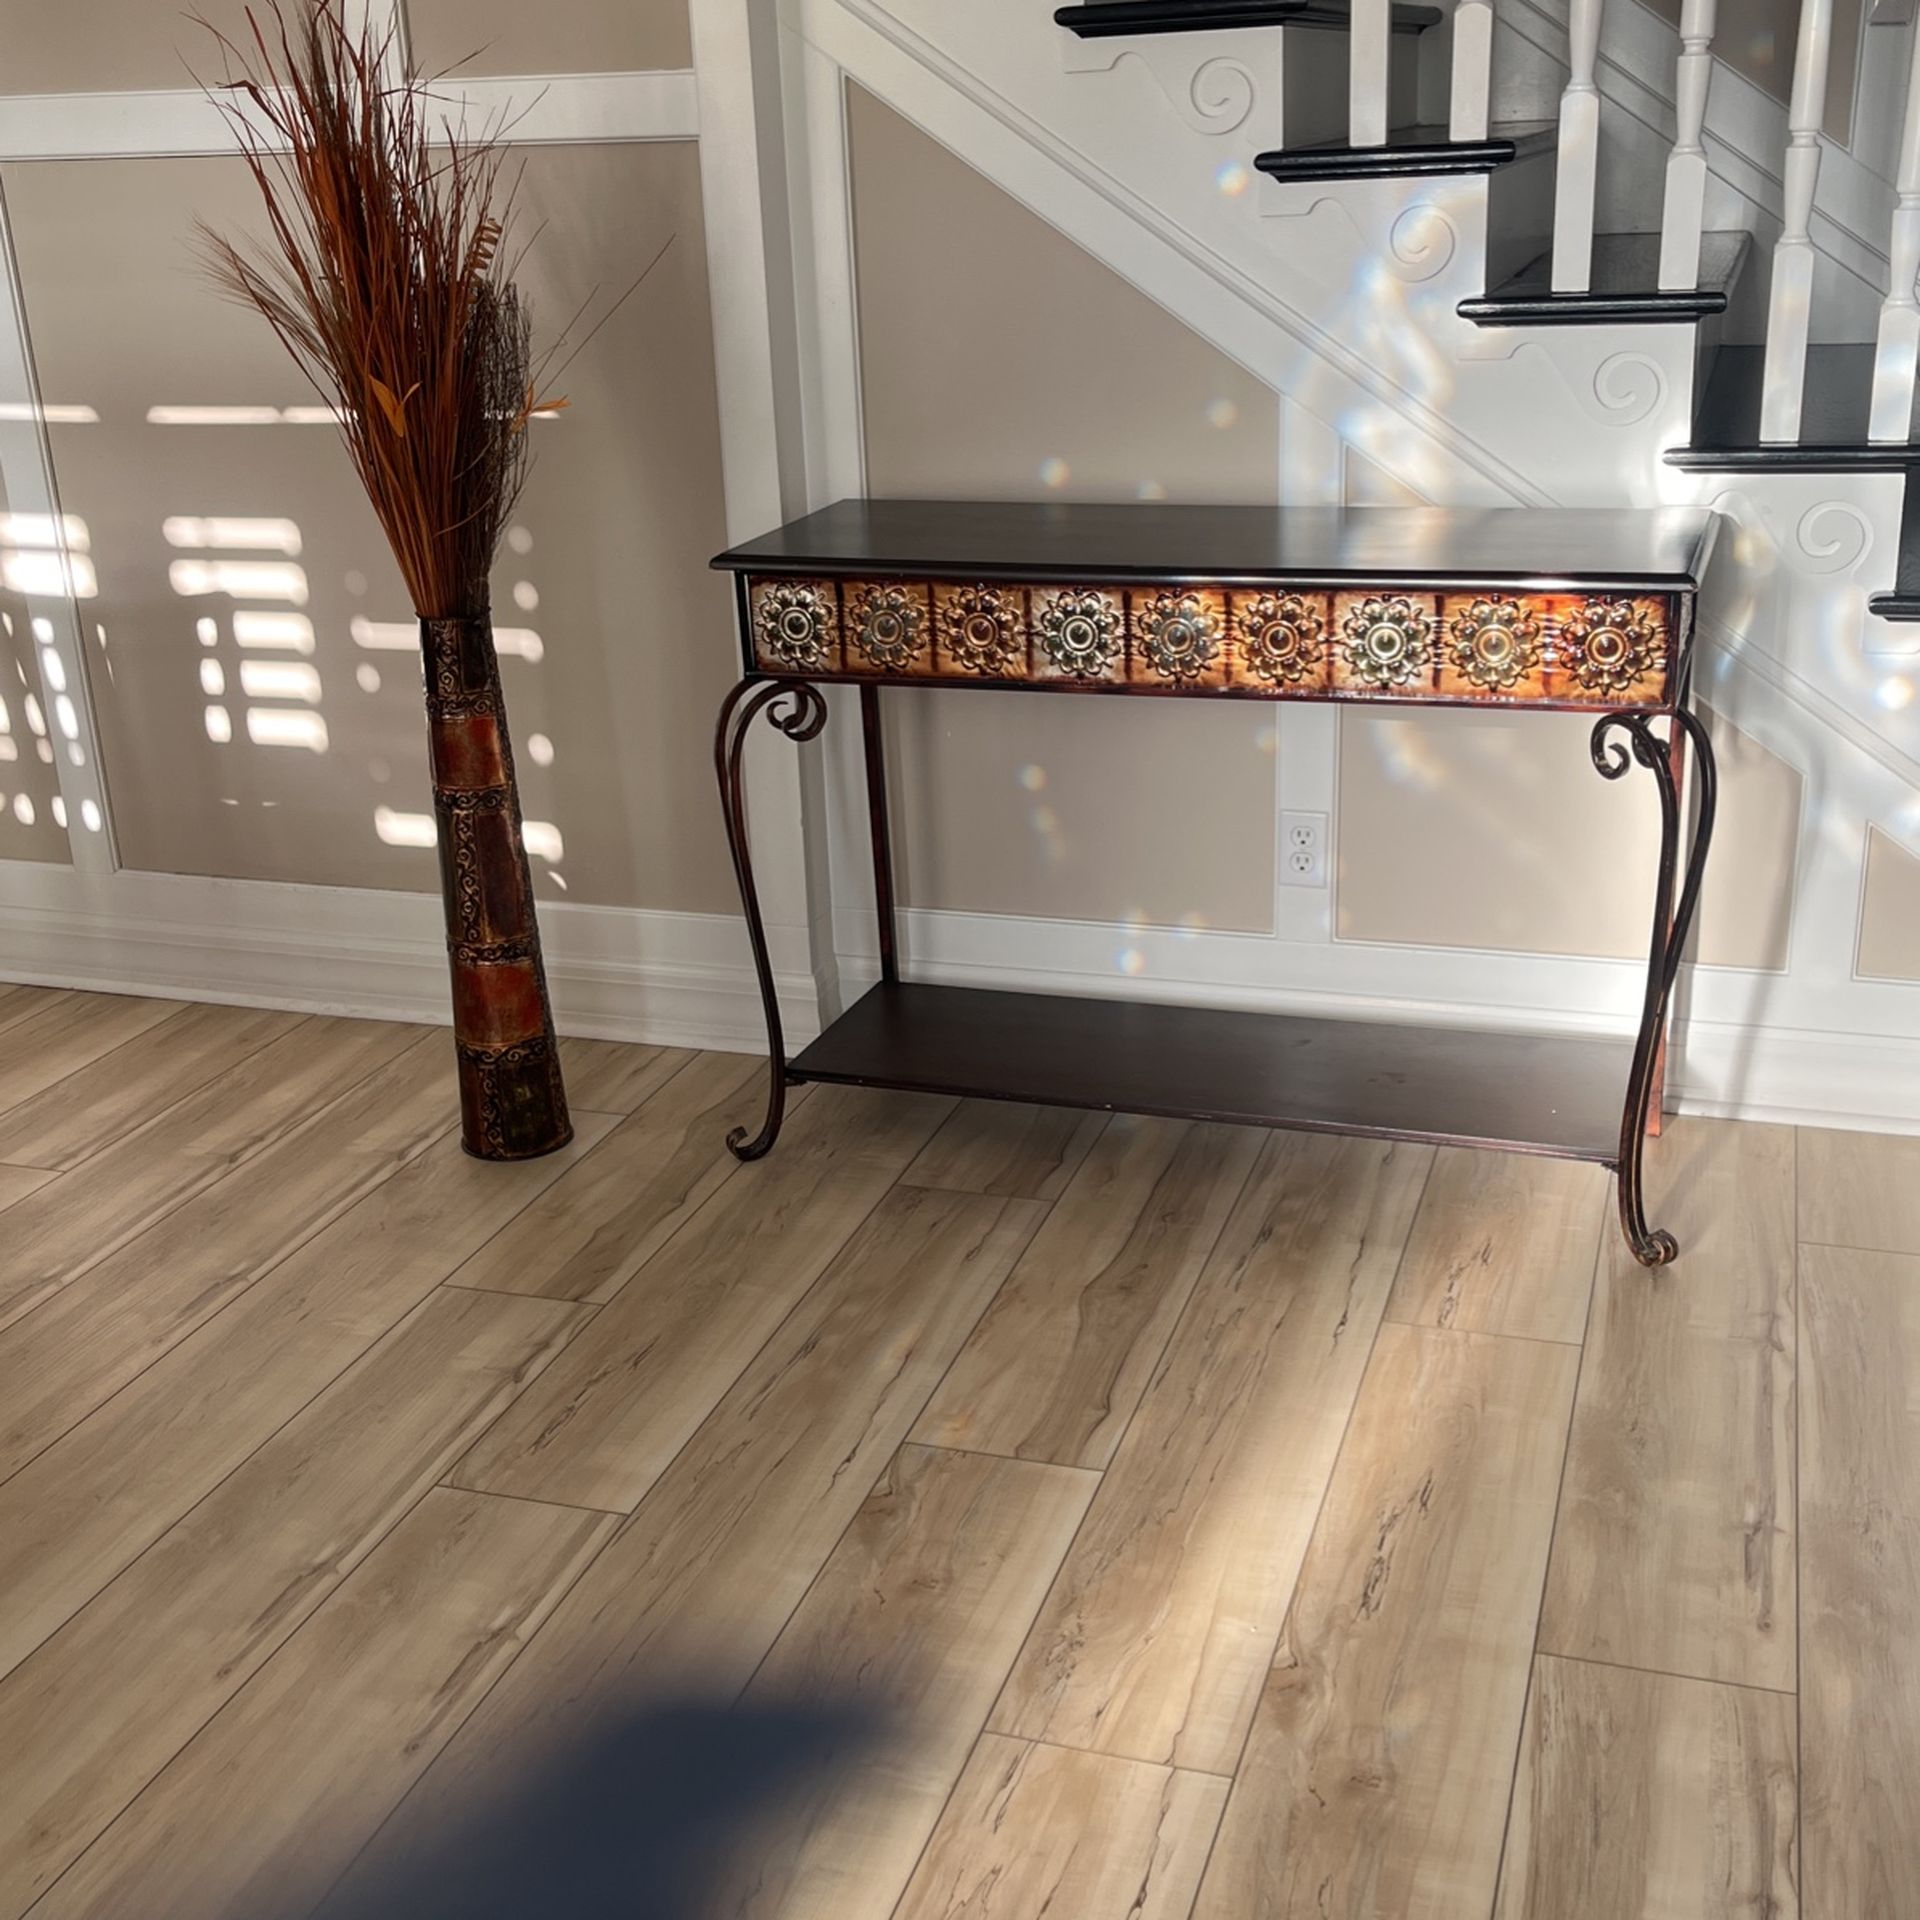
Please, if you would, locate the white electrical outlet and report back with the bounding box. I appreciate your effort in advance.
[1279,810,1328,888]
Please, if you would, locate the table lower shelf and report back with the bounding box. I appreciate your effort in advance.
[789,982,1630,1163]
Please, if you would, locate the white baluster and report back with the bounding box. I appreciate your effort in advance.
[1870,21,1920,440]
[1658,0,1717,290]
[1450,0,1494,143]
[1551,0,1604,291]
[1350,0,1392,147]
[1761,0,1835,441]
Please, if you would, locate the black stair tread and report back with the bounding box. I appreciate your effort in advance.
[1056,0,1440,35]
[1666,343,1920,471]
[1255,120,1555,182]
[1460,231,1750,326]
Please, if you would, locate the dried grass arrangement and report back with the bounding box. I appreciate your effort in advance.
[198,0,573,1159]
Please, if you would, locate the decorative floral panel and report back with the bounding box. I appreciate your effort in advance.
[1550,596,1671,705]
[1438,593,1547,701]
[744,576,1677,708]
[934,582,1029,679]
[1230,590,1332,693]
[1331,592,1440,695]
[843,580,933,675]
[749,576,841,675]
[1127,587,1231,690]
[1032,586,1126,682]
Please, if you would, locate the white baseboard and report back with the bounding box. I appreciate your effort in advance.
[0,863,817,1055]
[2,862,1916,1136]
[1673,1021,1920,1136]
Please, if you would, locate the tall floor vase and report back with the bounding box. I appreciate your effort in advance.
[421,612,573,1159]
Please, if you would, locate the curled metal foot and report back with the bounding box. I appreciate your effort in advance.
[715,678,829,1163]
[1629,1227,1680,1268]
[725,1120,775,1163]
[1592,708,1717,1269]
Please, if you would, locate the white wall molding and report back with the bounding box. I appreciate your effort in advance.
[0,862,818,1051]
[0,179,113,873]
[693,0,843,1029]
[0,72,700,160]
[431,72,701,144]
[1677,1019,1920,1130]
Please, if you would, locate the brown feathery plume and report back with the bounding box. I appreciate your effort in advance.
[195,0,549,620]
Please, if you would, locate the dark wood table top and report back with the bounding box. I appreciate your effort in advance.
[714,498,1720,592]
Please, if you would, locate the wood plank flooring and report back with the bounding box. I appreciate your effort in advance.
[0,985,1912,1918]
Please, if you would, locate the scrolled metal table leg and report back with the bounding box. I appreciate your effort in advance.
[714,677,829,1161]
[1591,707,1718,1266]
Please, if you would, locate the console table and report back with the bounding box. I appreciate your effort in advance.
[711,499,1720,1267]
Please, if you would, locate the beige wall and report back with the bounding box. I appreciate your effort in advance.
[4,142,738,912]
[1860,826,1920,981]
[0,0,690,90]
[849,84,1283,933]
[1338,706,1802,969]
[407,0,690,76]
[0,1,259,92]
[849,85,1806,969]
[0,469,76,864]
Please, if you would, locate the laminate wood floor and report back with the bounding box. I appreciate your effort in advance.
[0,987,1909,1918]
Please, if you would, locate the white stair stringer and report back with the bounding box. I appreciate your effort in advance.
[1057,21,1286,154]
[1693,470,1920,771]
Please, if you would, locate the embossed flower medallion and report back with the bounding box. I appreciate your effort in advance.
[938,584,1025,676]
[1034,588,1122,679]
[1340,595,1432,690]
[1447,595,1541,693]
[1234,592,1325,689]
[1558,598,1661,694]
[845,582,928,672]
[1137,589,1224,684]
[752,580,836,672]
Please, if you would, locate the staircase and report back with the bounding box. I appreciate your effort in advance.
[1050,0,1919,471]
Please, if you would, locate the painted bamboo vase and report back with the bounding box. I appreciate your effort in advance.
[420,612,572,1159]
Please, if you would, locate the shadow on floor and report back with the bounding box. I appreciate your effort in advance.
[290,1698,877,1920]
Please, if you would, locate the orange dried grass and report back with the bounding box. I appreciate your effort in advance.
[195,1,554,619]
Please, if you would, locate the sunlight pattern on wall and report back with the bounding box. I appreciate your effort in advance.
[0,512,96,599]
[172,515,329,753]
[374,804,566,867]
